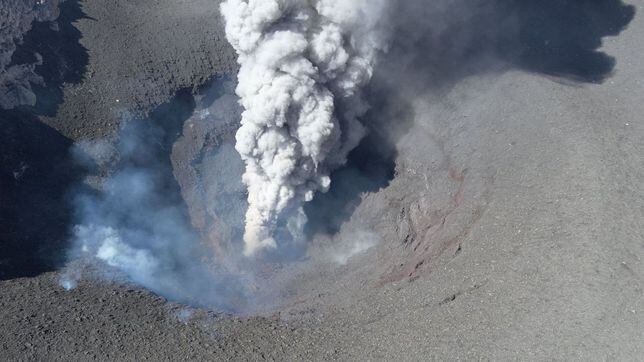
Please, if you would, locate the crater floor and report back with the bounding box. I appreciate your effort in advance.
[1,0,643,359]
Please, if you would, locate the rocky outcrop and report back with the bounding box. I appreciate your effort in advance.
[0,0,63,109]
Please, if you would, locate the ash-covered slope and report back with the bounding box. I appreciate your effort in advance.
[1,0,642,360]
[43,0,237,140]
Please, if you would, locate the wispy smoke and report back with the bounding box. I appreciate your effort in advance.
[329,230,379,265]
[220,0,392,255]
[59,272,78,291]
[66,118,249,312]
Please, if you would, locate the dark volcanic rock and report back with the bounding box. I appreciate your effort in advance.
[0,0,62,109]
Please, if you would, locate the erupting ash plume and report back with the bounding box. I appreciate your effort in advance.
[221,0,391,255]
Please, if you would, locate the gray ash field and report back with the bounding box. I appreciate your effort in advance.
[1,0,643,360]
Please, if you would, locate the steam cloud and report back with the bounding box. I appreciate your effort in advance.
[220,0,391,255]
[65,119,248,312]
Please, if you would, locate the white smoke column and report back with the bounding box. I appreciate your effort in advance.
[221,0,391,255]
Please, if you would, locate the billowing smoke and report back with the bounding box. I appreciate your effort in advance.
[56,0,634,315]
[220,0,392,255]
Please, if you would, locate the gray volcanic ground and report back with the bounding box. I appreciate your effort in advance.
[1,0,643,360]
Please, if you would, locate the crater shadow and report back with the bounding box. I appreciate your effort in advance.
[0,111,82,280]
[304,84,414,238]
